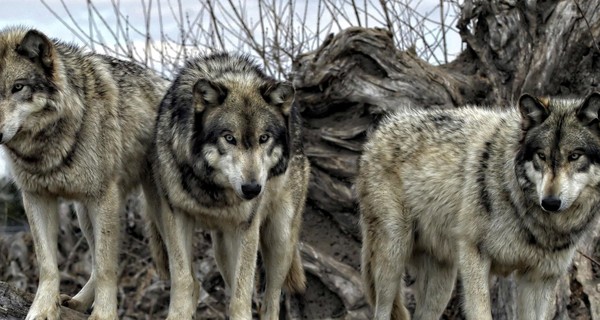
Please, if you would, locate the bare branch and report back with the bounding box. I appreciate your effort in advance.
[39,0,461,78]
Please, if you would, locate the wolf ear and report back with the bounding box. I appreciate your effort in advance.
[193,79,228,112]
[518,93,550,131]
[261,82,295,116]
[577,92,600,126]
[16,30,55,74]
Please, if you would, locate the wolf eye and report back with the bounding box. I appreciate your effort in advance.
[259,134,270,144]
[568,153,582,161]
[537,152,546,161]
[224,134,236,145]
[12,83,24,93]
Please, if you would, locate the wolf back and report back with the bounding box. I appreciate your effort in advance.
[149,53,309,319]
[357,93,600,320]
[0,26,168,320]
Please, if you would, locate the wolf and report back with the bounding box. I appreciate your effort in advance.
[148,53,309,320]
[0,26,168,320]
[357,92,600,320]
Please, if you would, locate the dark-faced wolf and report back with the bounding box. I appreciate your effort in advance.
[0,26,168,320]
[149,53,310,319]
[357,92,600,319]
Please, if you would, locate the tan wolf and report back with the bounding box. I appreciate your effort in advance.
[0,26,168,320]
[357,92,600,319]
[149,53,309,320]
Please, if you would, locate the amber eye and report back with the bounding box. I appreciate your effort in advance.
[224,134,236,145]
[568,153,581,161]
[537,152,546,161]
[12,83,24,93]
[259,134,270,144]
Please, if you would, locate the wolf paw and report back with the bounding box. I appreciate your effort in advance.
[166,309,195,320]
[60,294,89,313]
[88,310,118,320]
[25,302,60,320]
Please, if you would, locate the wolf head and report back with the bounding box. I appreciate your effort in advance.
[192,61,294,200]
[517,92,600,212]
[0,28,59,144]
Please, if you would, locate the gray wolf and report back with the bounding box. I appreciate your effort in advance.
[357,92,600,320]
[0,26,168,320]
[149,53,309,319]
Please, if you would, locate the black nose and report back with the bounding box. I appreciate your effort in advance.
[541,196,562,212]
[0,132,3,143]
[241,182,262,200]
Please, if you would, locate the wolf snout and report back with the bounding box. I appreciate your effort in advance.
[241,181,262,200]
[541,196,562,212]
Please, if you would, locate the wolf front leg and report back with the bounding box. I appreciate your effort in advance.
[516,274,559,320]
[458,239,493,320]
[259,197,304,320]
[229,218,261,320]
[23,192,61,320]
[86,182,122,320]
[62,203,96,312]
[212,229,239,289]
[161,205,198,320]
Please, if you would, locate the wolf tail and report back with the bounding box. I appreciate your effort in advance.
[147,218,169,279]
[142,176,170,279]
[362,231,408,320]
[362,237,377,308]
[283,247,307,293]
